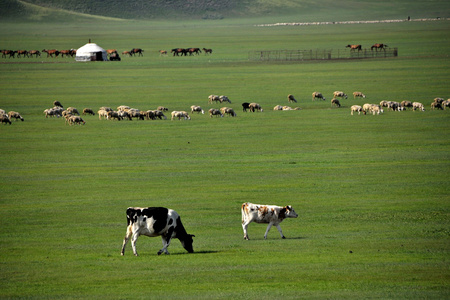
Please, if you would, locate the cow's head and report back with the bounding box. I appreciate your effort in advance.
[180,234,195,253]
[285,206,298,218]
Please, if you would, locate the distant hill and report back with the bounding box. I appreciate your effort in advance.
[1,0,449,22]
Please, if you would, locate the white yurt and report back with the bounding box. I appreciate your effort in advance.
[75,41,107,62]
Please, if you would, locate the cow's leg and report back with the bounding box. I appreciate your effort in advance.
[158,227,174,255]
[130,231,140,256]
[242,221,250,240]
[275,224,286,239]
[121,225,133,256]
[264,223,274,239]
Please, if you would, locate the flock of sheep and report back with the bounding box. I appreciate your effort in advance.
[1,93,448,126]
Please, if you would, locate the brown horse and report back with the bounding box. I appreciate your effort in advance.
[107,49,117,55]
[346,44,362,51]
[171,48,187,56]
[2,50,16,58]
[59,50,72,57]
[29,50,41,57]
[122,51,132,57]
[42,49,60,57]
[159,50,167,55]
[130,48,144,56]
[202,48,212,55]
[371,43,388,51]
[188,48,202,55]
[16,50,29,58]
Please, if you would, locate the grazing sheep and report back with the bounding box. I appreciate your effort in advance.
[371,105,383,115]
[157,106,168,111]
[118,110,132,120]
[249,103,263,112]
[98,109,109,120]
[0,114,11,125]
[380,100,389,108]
[242,102,251,112]
[0,109,6,115]
[219,95,231,103]
[442,100,450,110]
[431,102,443,110]
[44,108,62,118]
[331,99,341,107]
[191,105,205,114]
[350,105,365,115]
[82,108,95,115]
[273,105,283,111]
[99,106,113,112]
[208,95,220,104]
[107,111,122,121]
[220,107,237,117]
[128,109,144,120]
[353,92,366,99]
[171,111,191,120]
[66,107,80,115]
[287,94,297,103]
[387,101,401,111]
[153,110,167,120]
[433,97,445,104]
[68,115,85,125]
[401,101,413,110]
[312,92,325,101]
[333,91,348,99]
[117,105,130,111]
[209,108,223,118]
[53,100,63,108]
[413,102,425,111]
[7,111,24,121]
[282,106,294,110]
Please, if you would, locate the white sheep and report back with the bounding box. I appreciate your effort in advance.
[220,107,236,117]
[350,105,365,115]
[209,108,223,118]
[208,95,220,104]
[273,105,283,111]
[333,91,348,99]
[412,102,425,111]
[191,105,205,114]
[442,100,450,110]
[249,103,263,112]
[219,95,231,103]
[312,92,325,101]
[401,101,413,110]
[7,111,24,121]
[66,107,80,115]
[331,99,341,107]
[171,111,190,120]
[353,92,366,99]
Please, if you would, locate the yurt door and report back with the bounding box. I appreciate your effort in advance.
[95,52,103,61]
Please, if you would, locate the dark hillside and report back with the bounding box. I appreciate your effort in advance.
[1,0,449,21]
[16,0,245,20]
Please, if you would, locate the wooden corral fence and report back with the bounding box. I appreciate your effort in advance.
[248,48,398,61]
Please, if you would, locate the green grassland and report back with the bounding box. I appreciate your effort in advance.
[0,12,449,300]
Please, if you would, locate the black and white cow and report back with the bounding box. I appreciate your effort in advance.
[241,202,298,240]
[121,207,195,256]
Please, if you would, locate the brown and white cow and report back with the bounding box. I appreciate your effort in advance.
[121,207,195,256]
[241,202,298,240]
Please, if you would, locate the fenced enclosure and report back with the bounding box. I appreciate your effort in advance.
[249,48,398,61]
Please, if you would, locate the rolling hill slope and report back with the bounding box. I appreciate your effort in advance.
[0,0,449,22]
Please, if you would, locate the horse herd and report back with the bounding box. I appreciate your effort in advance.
[1,47,213,59]
[346,43,388,51]
[1,49,77,58]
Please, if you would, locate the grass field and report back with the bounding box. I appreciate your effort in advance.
[0,14,449,299]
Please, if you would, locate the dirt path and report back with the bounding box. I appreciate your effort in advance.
[257,18,448,27]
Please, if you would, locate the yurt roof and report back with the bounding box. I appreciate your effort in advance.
[76,43,106,54]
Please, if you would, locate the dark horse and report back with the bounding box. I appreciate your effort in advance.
[371,44,388,51]
[202,48,212,55]
[188,48,202,55]
[346,44,362,51]
[130,48,144,56]
[171,48,188,56]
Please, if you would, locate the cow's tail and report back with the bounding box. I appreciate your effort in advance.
[241,202,248,224]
